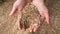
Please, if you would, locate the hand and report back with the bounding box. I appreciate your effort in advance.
[9,0,50,32]
[9,0,27,16]
[28,0,50,32]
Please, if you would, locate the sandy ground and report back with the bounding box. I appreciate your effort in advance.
[0,0,60,34]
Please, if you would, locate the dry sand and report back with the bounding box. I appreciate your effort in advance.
[0,0,60,34]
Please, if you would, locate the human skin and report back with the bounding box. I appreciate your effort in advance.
[9,0,49,32]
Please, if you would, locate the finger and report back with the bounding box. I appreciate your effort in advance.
[45,17,50,24]
[44,13,50,24]
[28,28,32,32]
[9,7,17,16]
[33,23,40,32]
[17,26,21,30]
[41,14,45,22]
[28,25,34,32]
[33,26,37,32]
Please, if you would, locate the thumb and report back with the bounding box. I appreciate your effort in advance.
[9,8,17,16]
[9,11,14,16]
[45,17,50,24]
[44,13,50,24]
